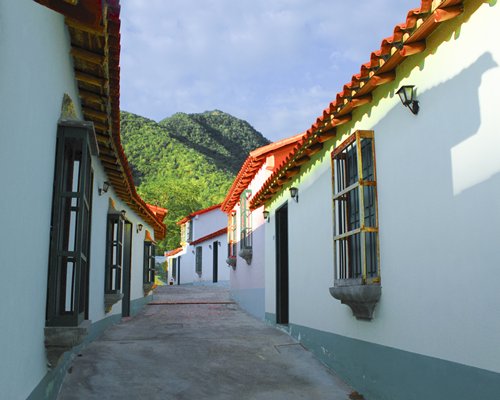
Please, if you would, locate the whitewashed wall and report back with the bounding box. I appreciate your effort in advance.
[0,2,82,398]
[230,164,270,319]
[192,208,226,240]
[266,1,500,374]
[179,250,195,284]
[191,233,229,283]
[0,2,158,398]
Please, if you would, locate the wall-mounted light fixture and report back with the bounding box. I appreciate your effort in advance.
[98,181,110,196]
[263,210,270,223]
[289,187,299,203]
[209,244,212,249]
[396,85,419,115]
[121,210,126,218]
[136,223,143,233]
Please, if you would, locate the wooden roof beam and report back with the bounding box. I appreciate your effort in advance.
[399,41,426,57]
[304,142,323,156]
[294,155,310,166]
[65,16,105,35]
[285,167,301,177]
[434,5,463,23]
[75,70,105,87]
[317,131,336,143]
[71,46,105,65]
[350,95,372,109]
[277,176,292,185]
[371,71,396,86]
[83,107,108,122]
[79,89,107,105]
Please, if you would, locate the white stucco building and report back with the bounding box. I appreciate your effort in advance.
[167,204,229,285]
[250,1,500,399]
[220,135,304,319]
[0,1,166,399]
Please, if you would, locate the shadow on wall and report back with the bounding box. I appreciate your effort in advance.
[376,50,500,282]
[380,51,498,203]
[423,52,498,196]
[230,220,266,288]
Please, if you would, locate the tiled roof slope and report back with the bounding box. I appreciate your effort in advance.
[147,204,168,222]
[177,204,222,225]
[190,227,228,246]
[221,132,305,213]
[34,0,166,239]
[165,247,183,257]
[251,0,464,209]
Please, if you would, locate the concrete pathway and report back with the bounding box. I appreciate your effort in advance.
[58,284,354,399]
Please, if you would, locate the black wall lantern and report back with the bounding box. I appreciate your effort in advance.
[263,210,270,222]
[98,181,110,196]
[289,187,299,203]
[396,85,419,115]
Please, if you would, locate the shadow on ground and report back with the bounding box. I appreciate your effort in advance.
[57,285,353,400]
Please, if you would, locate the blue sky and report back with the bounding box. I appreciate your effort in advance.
[120,1,418,141]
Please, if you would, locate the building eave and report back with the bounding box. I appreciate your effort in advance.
[221,132,306,213]
[250,0,465,210]
[36,0,167,240]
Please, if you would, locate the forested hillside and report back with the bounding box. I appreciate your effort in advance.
[120,110,270,251]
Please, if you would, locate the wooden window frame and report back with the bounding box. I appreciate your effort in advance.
[240,190,252,250]
[46,121,96,327]
[331,130,380,286]
[172,258,177,280]
[105,212,124,294]
[143,241,155,285]
[195,246,202,276]
[227,210,237,258]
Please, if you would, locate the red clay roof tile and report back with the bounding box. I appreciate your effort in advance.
[250,0,465,210]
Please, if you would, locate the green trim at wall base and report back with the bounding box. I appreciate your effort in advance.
[27,295,153,400]
[131,293,153,316]
[265,312,276,325]
[265,314,500,400]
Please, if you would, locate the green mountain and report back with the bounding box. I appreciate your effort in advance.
[159,110,269,173]
[120,110,270,252]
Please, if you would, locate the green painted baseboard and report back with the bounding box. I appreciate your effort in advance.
[28,295,153,400]
[266,313,500,400]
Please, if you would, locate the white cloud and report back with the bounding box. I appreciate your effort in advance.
[120,0,418,141]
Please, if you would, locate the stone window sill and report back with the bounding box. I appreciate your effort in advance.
[104,292,123,313]
[238,248,252,265]
[44,320,91,367]
[143,283,154,295]
[329,282,381,320]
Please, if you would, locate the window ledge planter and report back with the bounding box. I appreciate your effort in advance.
[329,283,381,320]
[238,248,252,265]
[143,283,154,295]
[44,320,91,367]
[226,256,236,268]
[104,292,124,313]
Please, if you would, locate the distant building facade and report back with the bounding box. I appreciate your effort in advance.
[167,204,229,284]
[221,135,304,319]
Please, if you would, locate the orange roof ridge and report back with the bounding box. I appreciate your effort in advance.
[177,203,222,225]
[250,0,464,210]
[190,227,228,246]
[165,247,183,257]
[147,204,168,222]
[221,132,306,212]
[249,132,306,159]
